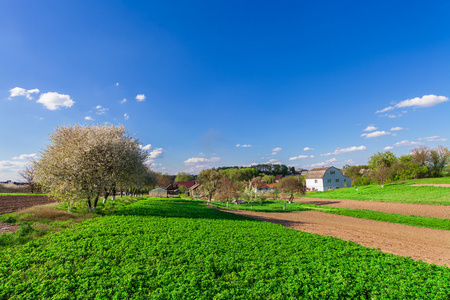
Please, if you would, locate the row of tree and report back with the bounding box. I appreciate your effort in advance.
[32,125,157,211]
[196,169,305,210]
[343,146,450,186]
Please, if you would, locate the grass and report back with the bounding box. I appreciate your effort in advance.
[0,196,145,248]
[1,198,449,299]
[211,200,450,231]
[300,178,450,205]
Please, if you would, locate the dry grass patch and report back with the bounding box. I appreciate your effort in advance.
[18,203,74,221]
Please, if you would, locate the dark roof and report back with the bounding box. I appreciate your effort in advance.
[305,167,333,179]
[174,181,198,189]
[275,175,284,180]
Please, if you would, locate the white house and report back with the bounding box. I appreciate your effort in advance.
[305,166,351,191]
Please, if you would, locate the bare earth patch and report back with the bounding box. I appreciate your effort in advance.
[222,209,450,266]
[294,197,450,218]
[0,223,20,234]
[410,183,450,188]
[0,196,57,215]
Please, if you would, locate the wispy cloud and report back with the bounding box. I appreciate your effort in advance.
[383,146,394,150]
[124,113,129,120]
[94,105,109,115]
[390,127,404,131]
[418,136,447,142]
[136,94,146,102]
[321,145,366,156]
[120,98,127,104]
[393,140,423,147]
[37,92,75,110]
[272,147,282,152]
[303,147,314,151]
[236,144,252,148]
[361,131,392,139]
[289,155,314,161]
[115,82,119,86]
[306,158,337,168]
[84,116,94,121]
[376,94,449,114]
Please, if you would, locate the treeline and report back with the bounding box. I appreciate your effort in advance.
[343,146,450,186]
[217,164,296,176]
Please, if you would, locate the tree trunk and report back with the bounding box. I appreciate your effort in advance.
[226,201,229,208]
[103,191,109,204]
[87,196,93,212]
[283,202,286,210]
[112,186,116,201]
[93,193,100,210]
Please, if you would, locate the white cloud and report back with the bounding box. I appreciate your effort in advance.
[394,140,423,147]
[361,131,392,139]
[12,153,37,160]
[266,159,281,164]
[37,92,74,110]
[185,164,209,174]
[363,125,377,132]
[303,147,314,151]
[140,144,152,151]
[184,157,221,165]
[236,144,252,148]
[115,82,119,86]
[376,95,448,114]
[272,147,282,152]
[418,136,447,142]
[306,158,337,168]
[124,113,129,120]
[9,87,40,100]
[321,145,366,156]
[136,94,146,102]
[93,105,109,115]
[383,146,394,150]
[120,98,127,104]
[84,116,94,121]
[390,127,404,131]
[289,155,314,161]
[148,148,164,159]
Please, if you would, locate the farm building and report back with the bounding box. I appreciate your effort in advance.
[149,187,168,198]
[305,166,351,191]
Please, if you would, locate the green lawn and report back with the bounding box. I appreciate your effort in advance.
[301,179,450,205]
[1,198,449,299]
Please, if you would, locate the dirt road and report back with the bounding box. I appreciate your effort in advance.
[295,197,450,218]
[224,209,450,266]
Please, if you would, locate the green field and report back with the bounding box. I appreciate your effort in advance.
[301,179,450,205]
[212,200,450,231]
[1,198,449,299]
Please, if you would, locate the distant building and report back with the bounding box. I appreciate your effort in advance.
[305,166,351,191]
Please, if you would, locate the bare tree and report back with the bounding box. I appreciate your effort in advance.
[277,176,305,210]
[18,164,37,193]
[427,146,450,177]
[214,176,240,208]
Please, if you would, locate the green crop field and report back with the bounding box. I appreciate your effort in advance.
[1,198,449,299]
[301,179,450,205]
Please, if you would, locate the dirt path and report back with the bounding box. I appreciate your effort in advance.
[294,197,450,218]
[223,209,450,266]
[410,183,450,187]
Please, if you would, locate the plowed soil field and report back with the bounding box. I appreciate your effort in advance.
[294,197,450,218]
[0,195,57,215]
[223,209,450,266]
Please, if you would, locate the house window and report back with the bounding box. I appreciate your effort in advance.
[314,179,318,183]
[336,179,339,182]
[327,179,331,183]
[344,179,346,182]
[330,171,335,175]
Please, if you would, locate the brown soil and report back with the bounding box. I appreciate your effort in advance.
[0,195,57,215]
[0,222,20,234]
[294,197,450,218]
[223,209,450,266]
[410,183,450,187]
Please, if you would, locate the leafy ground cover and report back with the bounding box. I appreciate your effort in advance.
[300,179,450,205]
[212,200,450,231]
[1,198,449,299]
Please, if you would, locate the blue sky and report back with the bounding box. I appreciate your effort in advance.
[1,1,450,180]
